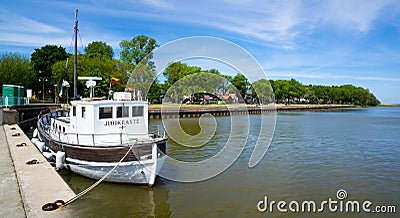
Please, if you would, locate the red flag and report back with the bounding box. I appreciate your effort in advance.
[111,77,120,84]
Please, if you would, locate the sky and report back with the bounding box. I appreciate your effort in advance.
[1,0,400,103]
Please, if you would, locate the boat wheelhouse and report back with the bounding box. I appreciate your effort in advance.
[51,100,150,146]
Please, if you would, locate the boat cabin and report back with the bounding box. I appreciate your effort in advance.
[51,99,149,146]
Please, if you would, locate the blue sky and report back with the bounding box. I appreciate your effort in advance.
[1,0,400,103]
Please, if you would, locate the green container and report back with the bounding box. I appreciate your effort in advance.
[2,85,15,105]
[2,85,14,96]
[17,86,24,105]
[2,84,25,106]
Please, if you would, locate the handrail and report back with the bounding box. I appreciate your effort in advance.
[38,109,165,147]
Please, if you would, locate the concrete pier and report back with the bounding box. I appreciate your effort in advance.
[1,124,75,217]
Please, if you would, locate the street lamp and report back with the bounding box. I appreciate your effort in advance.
[39,77,48,103]
[65,84,70,105]
[54,84,57,104]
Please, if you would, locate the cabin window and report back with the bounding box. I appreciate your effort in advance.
[72,106,76,116]
[117,106,129,118]
[99,107,113,119]
[82,107,86,118]
[132,106,143,117]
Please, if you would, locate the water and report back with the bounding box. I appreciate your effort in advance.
[53,107,399,217]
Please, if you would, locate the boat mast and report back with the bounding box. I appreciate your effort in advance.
[73,9,78,98]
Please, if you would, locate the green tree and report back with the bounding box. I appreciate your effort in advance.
[161,62,203,101]
[252,79,274,104]
[147,80,162,103]
[119,35,158,67]
[30,45,67,96]
[304,85,317,103]
[120,35,159,101]
[85,41,114,59]
[0,53,36,91]
[288,78,305,100]
[163,62,201,87]
[271,80,288,101]
[126,62,157,100]
[31,45,68,78]
[230,74,250,98]
[164,71,225,103]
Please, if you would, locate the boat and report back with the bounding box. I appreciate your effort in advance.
[32,10,167,187]
[34,93,167,186]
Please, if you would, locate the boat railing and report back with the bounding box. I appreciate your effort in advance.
[49,129,153,147]
[149,125,166,138]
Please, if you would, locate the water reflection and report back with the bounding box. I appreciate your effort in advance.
[59,170,171,217]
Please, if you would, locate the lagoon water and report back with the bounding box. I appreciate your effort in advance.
[58,107,399,217]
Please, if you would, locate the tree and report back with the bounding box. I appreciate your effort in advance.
[163,71,225,103]
[0,53,36,91]
[163,62,185,87]
[31,45,68,78]
[125,62,157,100]
[161,62,203,102]
[252,79,274,104]
[119,35,158,67]
[288,78,305,99]
[30,45,67,97]
[163,62,199,87]
[230,74,250,98]
[85,41,114,59]
[147,80,162,103]
[120,35,159,100]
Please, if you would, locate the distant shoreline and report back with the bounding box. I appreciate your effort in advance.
[148,104,358,119]
[380,104,400,107]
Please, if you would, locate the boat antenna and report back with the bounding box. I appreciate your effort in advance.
[73,9,78,98]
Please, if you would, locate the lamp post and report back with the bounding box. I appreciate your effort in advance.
[66,84,70,105]
[54,84,57,104]
[38,77,48,104]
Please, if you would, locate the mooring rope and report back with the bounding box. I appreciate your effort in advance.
[42,142,135,211]
[17,116,39,125]
[65,144,134,205]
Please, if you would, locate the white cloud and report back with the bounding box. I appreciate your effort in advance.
[0,32,70,47]
[0,9,64,34]
[34,0,397,51]
[0,8,69,48]
[141,0,173,9]
[320,0,393,33]
[205,0,302,49]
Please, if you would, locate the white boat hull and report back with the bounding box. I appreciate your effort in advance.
[66,156,166,185]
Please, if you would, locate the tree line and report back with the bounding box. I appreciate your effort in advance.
[0,35,380,106]
[269,79,380,106]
